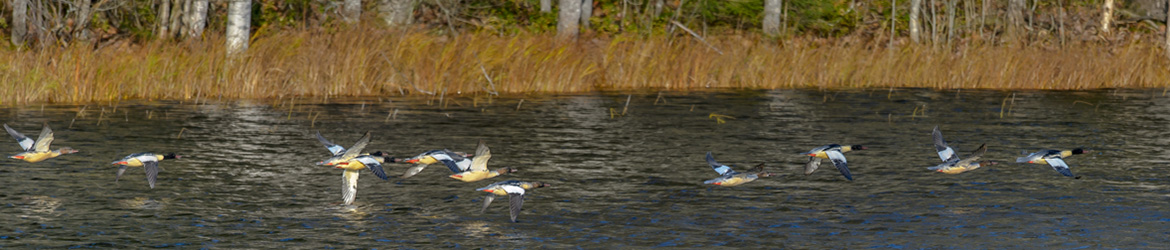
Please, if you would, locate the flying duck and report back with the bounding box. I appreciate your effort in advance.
[1016,148,1086,177]
[402,141,515,182]
[476,180,551,222]
[804,144,866,181]
[927,126,996,174]
[702,152,774,186]
[4,123,78,163]
[112,153,181,189]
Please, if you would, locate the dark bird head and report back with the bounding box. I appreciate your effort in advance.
[1071,148,1086,155]
[531,181,552,188]
[164,153,182,159]
[851,145,868,151]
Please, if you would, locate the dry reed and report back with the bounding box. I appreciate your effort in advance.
[0,27,1168,105]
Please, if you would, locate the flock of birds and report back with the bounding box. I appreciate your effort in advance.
[4,122,1086,223]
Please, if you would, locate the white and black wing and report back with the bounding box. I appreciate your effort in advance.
[1045,158,1075,177]
[355,156,389,180]
[706,152,733,175]
[430,153,466,173]
[826,150,853,181]
[469,141,492,172]
[316,131,345,156]
[501,185,527,223]
[4,124,33,151]
[933,126,957,162]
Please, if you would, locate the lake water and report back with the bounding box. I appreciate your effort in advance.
[1,89,1168,248]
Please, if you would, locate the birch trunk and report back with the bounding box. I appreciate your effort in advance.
[1101,0,1114,34]
[909,0,921,43]
[557,0,581,39]
[541,0,551,13]
[227,0,252,54]
[11,0,27,45]
[580,0,592,30]
[1007,0,1025,37]
[170,0,185,37]
[343,0,361,23]
[1165,0,1169,59]
[73,0,93,41]
[378,0,415,26]
[187,0,209,38]
[158,0,172,40]
[763,0,781,36]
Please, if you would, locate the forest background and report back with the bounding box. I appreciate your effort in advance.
[0,0,1169,104]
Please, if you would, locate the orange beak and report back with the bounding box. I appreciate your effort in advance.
[450,174,463,179]
[113,161,127,165]
[713,182,723,185]
[405,159,420,163]
[10,156,24,159]
[1027,161,1034,163]
[806,154,817,156]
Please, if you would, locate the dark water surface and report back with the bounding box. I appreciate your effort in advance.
[1,89,1169,248]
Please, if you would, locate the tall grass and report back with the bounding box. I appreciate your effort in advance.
[0,27,1167,105]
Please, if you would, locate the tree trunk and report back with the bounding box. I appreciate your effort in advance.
[557,0,581,39]
[379,0,415,26]
[653,0,663,16]
[580,0,592,30]
[1007,0,1025,37]
[226,0,252,54]
[11,0,28,46]
[541,0,551,13]
[170,0,185,37]
[187,0,209,39]
[1165,0,1169,59]
[909,0,921,43]
[1102,0,1114,34]
[763,0,781,36]
[343,0,361,23]
[158,0,172,40]
[72,0,94,42]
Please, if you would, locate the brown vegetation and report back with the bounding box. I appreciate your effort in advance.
[0,27,1167,105]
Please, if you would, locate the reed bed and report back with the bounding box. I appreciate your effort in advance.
[0,27,1167,105]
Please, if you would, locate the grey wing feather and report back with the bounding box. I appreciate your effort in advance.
[340,131,372,160]
[707,152,732,175]
[4,124,33,151]
[469,141,492,172]
[480,194,495,213]
[509,193,524,223]
[144,161,159,189]
[32,124,53,152]
[826,150,853,181]
[400,164,429,178]
[1045,158,1075,177]
[804,157,821,175]
[116,165,128,182]
[316,131,345,156]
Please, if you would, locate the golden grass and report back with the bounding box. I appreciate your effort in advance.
[0,27,1168,105]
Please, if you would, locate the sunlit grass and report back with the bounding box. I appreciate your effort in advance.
[1,27,1168,105]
